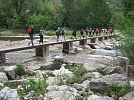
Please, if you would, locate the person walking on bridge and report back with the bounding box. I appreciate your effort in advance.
[61,27,66,41]
[28,25,34,46]
[56,27,60,42]
[80,28,84,39]
[39,27,44,44]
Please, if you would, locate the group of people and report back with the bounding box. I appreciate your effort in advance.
[56,27,66,42]
[28,25,45,46]
[27,25,113,46]
[72,27,113,39]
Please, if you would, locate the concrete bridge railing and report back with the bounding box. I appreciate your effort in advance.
[0,34,114,66]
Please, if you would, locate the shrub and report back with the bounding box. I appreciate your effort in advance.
[15,63,25,77]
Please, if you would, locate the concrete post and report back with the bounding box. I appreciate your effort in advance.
[79,39,87,45]
[0,53,6,66]
[90,37,96,43]
[109,35,112,39]
[98,36,103,41]
[63,42,73,51]
[104,36,108,40]
[35,45,49,57]
[116,56,129,76]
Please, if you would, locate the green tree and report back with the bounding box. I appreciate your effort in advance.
[121,0,134,15]
[68,0,113,29]
[117,11,134,64]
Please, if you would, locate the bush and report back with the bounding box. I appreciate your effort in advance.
[15,63,25,77]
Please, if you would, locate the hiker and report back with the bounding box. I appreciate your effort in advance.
[72,28,77,40]
[95,28,99,36]
[61,27,66,41]
[39,27,44,44]
[80,28,84,39]
[56,27,60,42]
[85,27,89,38]
[89,28,92,36]
[28,25,34,46]
[108,27,113,34]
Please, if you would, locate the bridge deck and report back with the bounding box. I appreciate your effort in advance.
[0,35,113,53]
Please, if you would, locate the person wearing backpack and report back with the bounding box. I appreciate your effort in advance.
[28,25,34,46]
[72,28,77,40]
[61,27,66,41]
[39,27,44,44]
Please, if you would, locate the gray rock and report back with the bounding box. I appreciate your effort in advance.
[0,87,20,100]
[84,60,106,72]
[103,66,127,75]
[119,92,134,100]
[87,95,114,100]
[44,85,78,100]
[0,72,8,83]
[4,65,17,79]
[90,73,129,92]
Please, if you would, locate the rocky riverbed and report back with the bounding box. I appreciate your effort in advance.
[0,36,134,100]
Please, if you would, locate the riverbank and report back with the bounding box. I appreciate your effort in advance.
[0,35,134,100]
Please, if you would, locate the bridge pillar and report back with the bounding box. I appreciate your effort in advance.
[98,36,104,41]
[90,37,96,43]
[79,39,87,45]
[0,53,6,66]
[109,35,112,39]
[104,36,108,40]
[35,45,49,57]
[63,42,73,51]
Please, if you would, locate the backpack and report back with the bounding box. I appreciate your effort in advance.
[28,28,32,34]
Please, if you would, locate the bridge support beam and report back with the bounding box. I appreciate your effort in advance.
[104,36,108,40]
[35,45,49,57]
[0,53,6,66]
[79,39,87,45]
[63,42,73,51]
[98,37,103,41]
[90,37,96,43]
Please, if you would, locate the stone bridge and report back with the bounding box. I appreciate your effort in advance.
[0,35,114,66]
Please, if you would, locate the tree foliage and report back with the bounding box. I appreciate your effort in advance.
[0,0,114,31]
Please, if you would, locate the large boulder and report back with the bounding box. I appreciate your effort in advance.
[116,56,129,76]
[90,73,128,92]
[44,85,78,100]
[0,87,20,100]
[84,60,106,72]
[103,66,127,75]
[4,65,17,79]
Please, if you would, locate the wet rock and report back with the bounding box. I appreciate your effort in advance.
[0,87,20,100]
